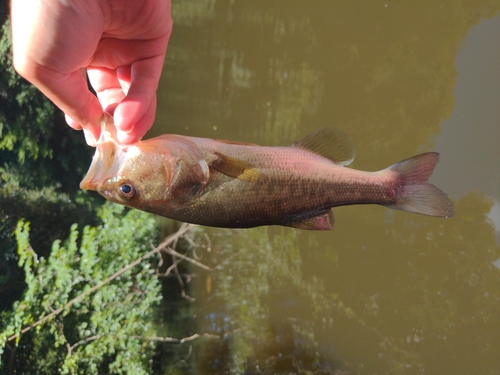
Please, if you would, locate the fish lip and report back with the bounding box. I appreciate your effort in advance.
[80,149,107,191]
[80,156,101,191]
[80,179,99,191]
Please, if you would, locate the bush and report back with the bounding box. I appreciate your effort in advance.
[0,204,162,375]
[0,6,98,311]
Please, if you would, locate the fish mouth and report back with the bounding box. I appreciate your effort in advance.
[80,114,123,191]
[80,178,99,191]
[80,146,107,191]
[80,149,112,191]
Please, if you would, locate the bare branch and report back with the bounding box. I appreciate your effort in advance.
[180,333,220,343]
[163,256,182,276]
[162,246,212,271]
[132,332,220,344]
[70,334,105,351]
[171,255,196,302]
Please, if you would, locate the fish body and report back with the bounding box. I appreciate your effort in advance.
[80,115,454,230]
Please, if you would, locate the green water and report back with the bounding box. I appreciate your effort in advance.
[151,2,500,374]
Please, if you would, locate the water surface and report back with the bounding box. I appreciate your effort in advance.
[151,2,500,374]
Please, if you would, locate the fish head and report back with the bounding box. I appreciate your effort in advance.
[80,114,210,214]
[80,114,175,211]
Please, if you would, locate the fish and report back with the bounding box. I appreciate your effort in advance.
[80,114,454,230]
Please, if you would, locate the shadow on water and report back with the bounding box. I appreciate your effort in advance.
[152,1,500,374]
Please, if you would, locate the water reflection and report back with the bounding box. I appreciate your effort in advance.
[153,1,500,374]
[434,15,500,241]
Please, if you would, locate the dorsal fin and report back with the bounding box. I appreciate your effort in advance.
[214,139,258,146]
[293,128,355,166]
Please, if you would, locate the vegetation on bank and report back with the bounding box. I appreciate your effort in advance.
[0,5,171,373]
[0,205,162,374]
[0,7,97,312]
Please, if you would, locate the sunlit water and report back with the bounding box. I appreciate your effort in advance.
[150,2,500,374]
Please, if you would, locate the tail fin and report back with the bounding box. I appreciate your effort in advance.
[385,152,454,218]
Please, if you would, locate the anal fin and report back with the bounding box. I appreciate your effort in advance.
[285,210,335,231]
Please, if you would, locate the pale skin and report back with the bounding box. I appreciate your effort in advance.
[10,0,172,145]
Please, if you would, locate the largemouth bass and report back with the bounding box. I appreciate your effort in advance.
[80,115,454,230]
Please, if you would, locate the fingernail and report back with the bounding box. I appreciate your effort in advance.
[83,129,97,147]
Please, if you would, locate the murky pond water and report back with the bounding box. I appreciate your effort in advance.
[151,1,500,374]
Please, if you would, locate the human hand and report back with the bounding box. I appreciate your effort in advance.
[11,0,172,145]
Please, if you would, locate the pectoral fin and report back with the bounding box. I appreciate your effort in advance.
[211,153,262,182]
[285,210,335,231]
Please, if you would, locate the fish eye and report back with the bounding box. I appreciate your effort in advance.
[118,183,136,199]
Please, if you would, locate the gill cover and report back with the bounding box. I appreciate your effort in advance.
[149,134,210,205]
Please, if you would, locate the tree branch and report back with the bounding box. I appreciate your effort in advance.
[161,246,212,271]
[132,332,220,344]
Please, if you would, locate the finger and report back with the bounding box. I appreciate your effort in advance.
[113,52,165,134]
[11,0,105,144]
[116,93,157,144]
[87,67,126,114]
[91,38,168,71]
[33,66,103,142]
[65,114,82,131]
[64,114,98,147]
[116,65,131,95]
[12,56,103,134]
